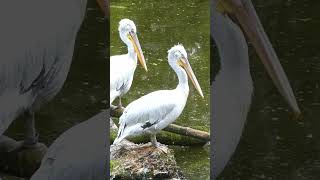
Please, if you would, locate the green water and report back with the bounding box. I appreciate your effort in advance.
[217,0,320,179]
[3,1,105,179]
[111,0,210,179]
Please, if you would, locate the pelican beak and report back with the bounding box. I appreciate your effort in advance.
[128,31,148,71]
[217,0,301,116]
[96,0,108,17]
[178,57,204,98]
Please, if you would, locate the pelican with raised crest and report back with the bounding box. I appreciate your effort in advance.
[113,44,204,147]
[110,19,147,107]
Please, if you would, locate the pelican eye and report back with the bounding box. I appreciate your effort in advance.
[127,29,136,38]
[173,51,180,58]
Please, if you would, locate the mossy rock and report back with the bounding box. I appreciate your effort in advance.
[110,141,185,179]
[0,136,47,178]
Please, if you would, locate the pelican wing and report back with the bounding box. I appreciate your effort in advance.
[0,0,84,135]
[110,55,133,103]
[120,90,176,128]
[110,55,124,91]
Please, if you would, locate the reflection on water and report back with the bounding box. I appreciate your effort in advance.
[218,0,320,179]
[111,0,210,179]
[3,1,105,179]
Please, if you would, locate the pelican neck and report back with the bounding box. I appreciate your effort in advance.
[174,66,189,95]
[127,45,137,64]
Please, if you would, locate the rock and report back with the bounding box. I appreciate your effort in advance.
[110,140,185,180]
[0,136,47,178]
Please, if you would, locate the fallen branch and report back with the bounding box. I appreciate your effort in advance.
[111,118,207,145]
[110,106,210,143]
[164,124,210,141]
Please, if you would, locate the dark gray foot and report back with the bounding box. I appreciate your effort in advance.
[150,134,167,153]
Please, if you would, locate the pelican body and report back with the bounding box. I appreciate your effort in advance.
[211,0,301,178]
[30,111,107,180]
[110,19,147,106]
[0,0,105,147]
[113,45,204,146]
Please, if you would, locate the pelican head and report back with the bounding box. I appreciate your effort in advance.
[118,19,147,71]
[214,0,301,116]
[168,45,204,98]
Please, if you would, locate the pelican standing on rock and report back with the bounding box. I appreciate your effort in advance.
[0,0,106,149]
[211,0,301,178]
[110,19,147,107]
[113,45,204,146]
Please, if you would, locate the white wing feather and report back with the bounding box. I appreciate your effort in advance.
[113,90,185,144]
[110,54,135,104]
[120,90,177,126]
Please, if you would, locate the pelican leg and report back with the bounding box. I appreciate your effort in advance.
[150,134,158,147]
[150,134,168,153]
[23,111,38,147]
[117,97,123,108]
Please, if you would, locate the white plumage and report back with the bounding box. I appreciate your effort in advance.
[30,112,107,180]
[0,0,106,146]
[110,19,147,106]
[211,0,300,177]
[113,44,204,146]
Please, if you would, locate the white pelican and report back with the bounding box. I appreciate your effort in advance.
[30,111,107,180]
[110,19,147,107]
[0,0,106,148]
[113,44,204,146]
[211,0,301,177]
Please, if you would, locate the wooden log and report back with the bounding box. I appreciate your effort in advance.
[110,118,206,146]
[164,124,210,141]
[110,105,210,142]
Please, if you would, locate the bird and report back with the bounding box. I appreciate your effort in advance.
[211,0,301,178]
[110,19,148,108]
[113,44,204,147]
[30,111,107,180]
[0,0,106,149]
